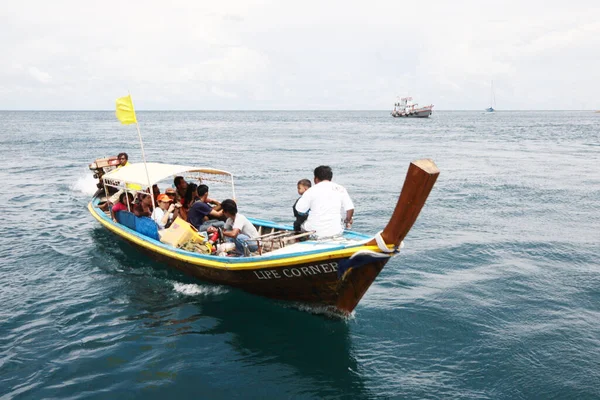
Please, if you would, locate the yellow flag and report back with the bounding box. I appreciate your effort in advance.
[115,95,137,125]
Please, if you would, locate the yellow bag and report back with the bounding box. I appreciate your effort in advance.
[159,217,205,247]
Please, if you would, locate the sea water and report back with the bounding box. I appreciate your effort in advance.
[0,110,599,399]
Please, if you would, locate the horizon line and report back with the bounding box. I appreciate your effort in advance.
[1,109,599,112]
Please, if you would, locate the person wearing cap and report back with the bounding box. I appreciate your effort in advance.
[165,187,177,201]
[151,193,181,230]
[164,187,181,220]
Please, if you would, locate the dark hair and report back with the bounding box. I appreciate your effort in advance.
[174,176,185,187]
[297,179,311,188]
[119,191,133,203]
[221,199,237,215]
[314,165,333,181]
[184,183,198,206]
[117,152,128,160]
[197,184,209,197]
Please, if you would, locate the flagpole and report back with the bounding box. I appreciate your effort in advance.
[129,94,155,211]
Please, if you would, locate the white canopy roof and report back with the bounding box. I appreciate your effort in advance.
[103,162,233,187]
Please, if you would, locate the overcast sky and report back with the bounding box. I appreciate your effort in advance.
[1,1,599,110]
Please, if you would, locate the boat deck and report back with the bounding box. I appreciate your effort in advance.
[265,237,368,256]
[91,196,373,261]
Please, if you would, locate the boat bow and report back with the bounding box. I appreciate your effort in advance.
[335,159,440,313]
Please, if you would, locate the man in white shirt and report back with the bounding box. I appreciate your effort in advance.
[295,165,354,238]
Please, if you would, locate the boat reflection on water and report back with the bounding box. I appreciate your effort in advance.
[132,288,368,397]
[89,228,369,397]
[192,292,369,397]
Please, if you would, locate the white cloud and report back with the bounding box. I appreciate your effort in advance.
[210,86,238,99]
[0,0,599,109]
[28,67,52,84]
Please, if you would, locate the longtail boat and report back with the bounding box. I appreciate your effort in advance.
[88,158,439,315]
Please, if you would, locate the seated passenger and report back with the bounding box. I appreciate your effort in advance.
[295,165,354,238]
[209,199,259,255]
[293,179,311,232]
[107,188,130,211]
[185,183,198,205]
[165,187,177,202]
[116,152,130,169]
[133,192,153,217]
[174,176,188,203]
[151,194,181,230]
[187,184,225,232]
[116,152,142,191]
[111,191,135,222]
[152,184,161,206]
[179,183,198,222]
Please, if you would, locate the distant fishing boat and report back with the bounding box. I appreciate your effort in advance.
[485,81,496,113]
[391,97,433,118]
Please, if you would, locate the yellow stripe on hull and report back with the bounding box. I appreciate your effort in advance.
[88,202,388,271]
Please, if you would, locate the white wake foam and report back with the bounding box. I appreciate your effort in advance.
[292,303,355,320]
[71,173,99,197]
[173,282,228,296]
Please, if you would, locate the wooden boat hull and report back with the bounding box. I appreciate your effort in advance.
[128,234,387,307]
[88,159,439,314]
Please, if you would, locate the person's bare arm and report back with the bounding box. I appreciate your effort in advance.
[161,204,175,226]
[222,228,240,238]
[344,209,354,229]
[207,198,222,211]
[209,209,223,219]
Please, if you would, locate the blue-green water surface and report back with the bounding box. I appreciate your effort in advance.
[0,111,599,399]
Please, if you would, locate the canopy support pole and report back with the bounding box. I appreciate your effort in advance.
[132,98,155,212]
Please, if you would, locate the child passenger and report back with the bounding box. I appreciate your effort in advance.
[293,179,311,232]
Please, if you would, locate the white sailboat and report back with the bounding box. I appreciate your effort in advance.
[485,81,496,112]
